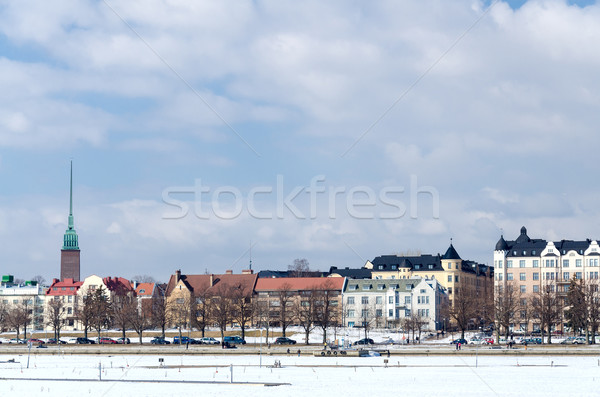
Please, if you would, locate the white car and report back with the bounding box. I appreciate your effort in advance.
[199,337,219,345]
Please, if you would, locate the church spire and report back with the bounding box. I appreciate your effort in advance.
[62,161,79,250]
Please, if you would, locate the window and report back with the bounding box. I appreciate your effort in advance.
[404,296,411,304]
[447,275,452,282]
[533,272,539,281]
[139,289,145,294]
[388,296,393,304]
[376,309,382,317]
[67,307,72,314]
[301,301,310,307]
[391,265,397,270]
[378,265,384,270]
[68,295,72,302]
[376,296,382,305]
[347,310,355,318]
[533,285,539,293]
[428,264,433,269]
[497,261,503,269]
[575,272,582,280]
[590,258,599,267]
[454,275,459,282]
[377,284,385,290]
[404,309,411,317]
[448,287,452,294]
[362,284,371,290]
[533,260,539,268]
[562,260,569,268]
[420,289,426,293]
[563,272,569,280]
[520,298,527,306]
[576,259,582,267]
[507,261,513,268]
[347,297,355,305]
[498,274,503,281]
[519,260,526,268]
[389,309,394,317]
[507,273,513,281]
[176,298,184,304]
[361,309,369,318]
[520,285,526,293]
[520,273,526,281]
[361,296,369,305]
[349,285,358,291]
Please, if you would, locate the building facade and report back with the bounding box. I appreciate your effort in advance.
[342,277,448,331]
[494,226,600,333]
[1,276,46,333]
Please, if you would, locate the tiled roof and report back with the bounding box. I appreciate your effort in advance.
[102,277,134,294]
[166,273,258,297]
[135,283,155,297]
[255,277,344,291]
[46,278,83,296]
[327,267,372,279]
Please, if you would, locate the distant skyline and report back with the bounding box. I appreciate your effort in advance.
[1,1,600,282]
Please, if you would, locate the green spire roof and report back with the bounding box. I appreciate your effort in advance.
[62,161,79,250]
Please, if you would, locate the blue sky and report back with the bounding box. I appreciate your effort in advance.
[1,0,600,283]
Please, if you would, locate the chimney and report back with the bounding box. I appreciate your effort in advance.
[241,269,253,275]
[175,269,181,283]
[226,270,233,275]
[209,274,214,286]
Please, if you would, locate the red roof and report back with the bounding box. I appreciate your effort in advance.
[166,272,258,297]
[255,277,344,291]
[135,283,155,297]
[46,278,83,296]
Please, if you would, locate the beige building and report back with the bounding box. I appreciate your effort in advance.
[366,243,494,308]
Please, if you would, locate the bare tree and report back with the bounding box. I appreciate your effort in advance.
[278,283,294,337]
[313,281,340,344]
[229,283,254,340]
[6,301,31,340]
[288,258,311,277]
[168,296,192,344]
[112,295,135,342]
[586,279,600,344]
[192,288,212,338]
[211,283,232,341]
[31,275,46,285]
[0,300,7,332]
[450,288,477,339]
[131,275,157,284]
[494,282,520,341]
[253,299,271,341]
[531,281,562,344]
[151,292,169,338]
[294,290,316,345]
[46,298,66,341]
[127,299,152,344]
[359,303,376,339]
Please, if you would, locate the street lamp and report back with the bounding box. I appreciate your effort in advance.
[259,328,263,368]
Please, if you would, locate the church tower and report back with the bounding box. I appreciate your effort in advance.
[60,161,80,281]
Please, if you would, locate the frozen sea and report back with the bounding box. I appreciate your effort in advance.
[0,352,599,397]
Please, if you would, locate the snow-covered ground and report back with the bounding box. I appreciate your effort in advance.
[0,352,599,396]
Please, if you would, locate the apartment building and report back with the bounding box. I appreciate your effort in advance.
[366,243,493,308]
[494,226,600,332]
[342,277,448,331]
[1,275,47,333]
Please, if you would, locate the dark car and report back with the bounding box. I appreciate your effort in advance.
[116,337,131,344]
[76,337,95,344]
[275,337,297,345]
[173,336,200,344]
[450,338,468,345]
[150,337,170,345]
[46,338,67,344]
[223,336,246,345]
[354,338,375,345]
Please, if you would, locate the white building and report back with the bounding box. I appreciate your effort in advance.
[0,276,47,333]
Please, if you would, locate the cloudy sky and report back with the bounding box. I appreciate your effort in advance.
[1,0,599,283]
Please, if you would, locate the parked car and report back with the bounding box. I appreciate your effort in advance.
[560,337,577,345]
[450,338,468,345]
[275,337,297,345]
[46,338,67,344]
[97,337,117,344]
[9,338,26,344]
[116,337,131,344]
[520,338,542,345]
[572,337,587,345]
[27,338,45,345]
[173,336,200,344]
[199,337,219,345]
[223,336,246,345]
[150,337,170,345]
[354,338,375,345]
[75,337,96,344]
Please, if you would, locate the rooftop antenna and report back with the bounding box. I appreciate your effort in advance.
[249,241,253,270]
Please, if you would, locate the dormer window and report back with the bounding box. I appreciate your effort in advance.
[139,289,145,294]
[523,251,527,256]
[391,265,397,270]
